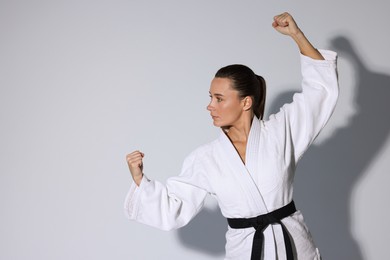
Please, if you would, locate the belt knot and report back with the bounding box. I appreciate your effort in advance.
[227,201,297,260]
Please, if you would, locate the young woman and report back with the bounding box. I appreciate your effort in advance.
[124,12,338,260]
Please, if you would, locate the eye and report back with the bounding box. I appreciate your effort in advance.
[209,94,223,102]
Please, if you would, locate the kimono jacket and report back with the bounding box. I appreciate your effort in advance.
[124,50,339,260]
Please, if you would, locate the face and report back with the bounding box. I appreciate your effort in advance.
[207,77,247,127]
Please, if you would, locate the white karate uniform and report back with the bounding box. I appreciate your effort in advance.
[124,50,338,260]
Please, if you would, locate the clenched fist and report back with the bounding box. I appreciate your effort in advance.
[272,12,301,37]
[272,12,324,60]
[126,150,144,186]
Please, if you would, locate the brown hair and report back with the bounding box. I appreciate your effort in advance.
[215,64,266,119]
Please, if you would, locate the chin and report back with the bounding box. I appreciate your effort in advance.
[212,119,222,126]
[213,121,230,129]
[212,118,232,128]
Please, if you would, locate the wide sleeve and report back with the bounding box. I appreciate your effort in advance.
[123,151,210,231]
[265,49,339,163]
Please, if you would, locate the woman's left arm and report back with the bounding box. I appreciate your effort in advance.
[266,13,339,162]
[272,12,324,60]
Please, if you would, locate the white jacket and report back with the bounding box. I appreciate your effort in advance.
[124,50,339,260]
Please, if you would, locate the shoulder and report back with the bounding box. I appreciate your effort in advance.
[183,138,219,166]
[262,108,285,133]
[187,139,219,160]
[177,139,219,181]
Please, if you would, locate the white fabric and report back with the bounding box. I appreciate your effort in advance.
[124,50,338,260]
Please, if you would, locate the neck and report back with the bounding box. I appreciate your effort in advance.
[224,114,254,142]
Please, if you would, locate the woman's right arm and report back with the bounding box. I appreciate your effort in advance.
[124,150,211,231]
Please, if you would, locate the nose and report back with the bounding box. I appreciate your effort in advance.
[207,101,214,111]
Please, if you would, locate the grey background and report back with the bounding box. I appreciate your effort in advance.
[1,1,389,259]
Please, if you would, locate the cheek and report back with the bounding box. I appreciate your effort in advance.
[221,102,240,118]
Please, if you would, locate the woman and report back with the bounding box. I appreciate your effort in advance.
[124,12,338,260]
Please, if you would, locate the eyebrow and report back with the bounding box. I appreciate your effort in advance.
[209,92,224,97]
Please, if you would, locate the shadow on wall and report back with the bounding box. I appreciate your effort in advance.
[177,206,226,256]
[176,36,390,259]
[291,36,390,259]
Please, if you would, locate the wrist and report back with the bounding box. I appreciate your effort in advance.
[290,29,305,43]
[133,173,144,185]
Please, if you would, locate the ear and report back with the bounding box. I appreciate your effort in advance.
[242,96,253,111]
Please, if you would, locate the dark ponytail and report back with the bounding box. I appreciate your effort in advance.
[215,64,267,119]
[255,75,266,120]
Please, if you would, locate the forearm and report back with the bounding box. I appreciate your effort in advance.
[124,175,208,231]
[291,30,324,60]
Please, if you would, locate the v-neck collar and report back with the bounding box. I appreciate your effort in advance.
[219,116,260,168]
[217,117,269,213]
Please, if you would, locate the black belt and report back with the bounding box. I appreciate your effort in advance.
[227,201,296,260]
